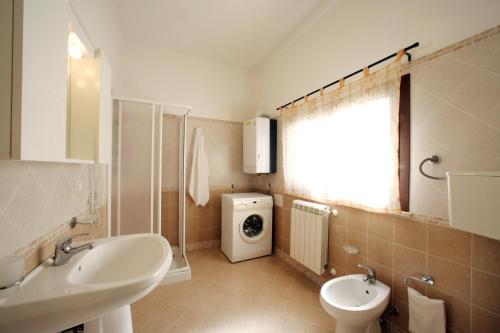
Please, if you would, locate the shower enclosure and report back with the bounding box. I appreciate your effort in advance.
[111,97,192,284]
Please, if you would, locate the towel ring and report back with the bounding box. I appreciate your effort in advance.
[405,274,434,287]
[419,155,446,180]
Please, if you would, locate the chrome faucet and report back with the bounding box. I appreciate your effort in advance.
[357,264,376,284]
[53,233,95,266]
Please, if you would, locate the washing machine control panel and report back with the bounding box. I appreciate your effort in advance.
[234,199,273,211]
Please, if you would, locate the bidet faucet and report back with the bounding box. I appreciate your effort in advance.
[53,233,95,266]
[357,264,376,284]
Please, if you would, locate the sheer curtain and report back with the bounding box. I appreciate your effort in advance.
[281,62,402,212]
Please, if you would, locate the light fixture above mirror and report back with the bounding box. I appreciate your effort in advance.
[68,31,88,59]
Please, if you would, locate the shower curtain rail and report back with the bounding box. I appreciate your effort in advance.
[276,42,420,110]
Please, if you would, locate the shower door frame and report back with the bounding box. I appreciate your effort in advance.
[114,96,192,256]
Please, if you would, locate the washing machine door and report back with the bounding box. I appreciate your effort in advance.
[239,214,266,243]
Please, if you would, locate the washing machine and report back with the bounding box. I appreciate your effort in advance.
[221,193,273,263]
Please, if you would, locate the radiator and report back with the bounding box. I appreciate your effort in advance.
[290,200,330,275]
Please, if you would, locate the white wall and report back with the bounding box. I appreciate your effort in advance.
[70,0,124,94]
[253,0,500,113]
[120,41,254,122]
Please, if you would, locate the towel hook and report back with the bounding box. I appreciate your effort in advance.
[405,274,434,287]
[419,155,446,180]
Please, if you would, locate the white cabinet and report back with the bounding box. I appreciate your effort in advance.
[11,0,70,161]
[243,117,277,174]
[0,0,13,159]
[0,0,112,164]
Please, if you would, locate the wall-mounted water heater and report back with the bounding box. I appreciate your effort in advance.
[243,117,277,174]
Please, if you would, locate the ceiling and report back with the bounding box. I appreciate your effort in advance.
[113,0,336,69]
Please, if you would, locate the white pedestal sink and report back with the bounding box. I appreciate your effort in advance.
[0,234,172,333]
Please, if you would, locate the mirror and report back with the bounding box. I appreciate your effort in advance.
[66,28,100,161]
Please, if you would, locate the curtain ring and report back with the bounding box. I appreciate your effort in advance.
[320,88,324,96]
[339,78,345,88]
[363,67,370,77]
[304,95,309,103]
[396,49,405,62]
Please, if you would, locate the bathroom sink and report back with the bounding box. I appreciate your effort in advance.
[0,234,172,333]
[320,274,390,333]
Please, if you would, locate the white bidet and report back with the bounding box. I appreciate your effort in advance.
[320,274,390,333]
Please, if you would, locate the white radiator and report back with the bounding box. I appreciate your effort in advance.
[290,200,330,275]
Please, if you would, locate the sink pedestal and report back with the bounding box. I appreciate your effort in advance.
[85,305,133,333]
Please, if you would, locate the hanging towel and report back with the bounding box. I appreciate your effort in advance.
[408,287,446,333]
[188,127,210,206]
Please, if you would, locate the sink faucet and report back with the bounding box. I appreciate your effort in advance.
[53,233,95,266]
[357,264,376,284]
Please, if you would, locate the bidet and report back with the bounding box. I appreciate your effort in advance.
[320,274,390,333]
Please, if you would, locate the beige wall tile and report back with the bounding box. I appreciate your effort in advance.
[346,228,367,256]
[428,225,471,266]
[472,234,500,276]
[428,255,471,302]
[392,272,426,304]
[208,214,221,228]
[393,245,426,276]
[366,259,392,288]
[427,288,470,333]
[367,213,394,242]
[199,228,211,242]
[394,218,427,251]
[347,208,368,233]
[330,205,347,227]
[346,254,367,274]
[367,237,393,268]
[329,245,346,270]
[471,269,500,314]
[330,225,347,248]
[471,305,500,333]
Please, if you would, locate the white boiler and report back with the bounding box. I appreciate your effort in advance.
[243,117,277,174]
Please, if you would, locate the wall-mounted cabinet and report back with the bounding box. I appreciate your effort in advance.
[10,0,70,162]
[0,0,112,164]
[0,0,13,159]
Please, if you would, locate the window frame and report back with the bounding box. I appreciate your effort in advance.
[398,73,411,212]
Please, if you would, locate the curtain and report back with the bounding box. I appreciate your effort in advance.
[281,62,402,212]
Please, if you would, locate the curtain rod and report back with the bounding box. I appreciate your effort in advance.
[276,42,420,110]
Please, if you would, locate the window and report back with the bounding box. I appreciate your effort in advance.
[282,63,403,212]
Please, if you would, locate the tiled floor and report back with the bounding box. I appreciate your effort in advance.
[131,248,335,332]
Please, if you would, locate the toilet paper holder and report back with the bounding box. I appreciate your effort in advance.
[405,274,434,287]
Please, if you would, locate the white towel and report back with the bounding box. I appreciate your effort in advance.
[188,128,210,206]
[408,287,446,333]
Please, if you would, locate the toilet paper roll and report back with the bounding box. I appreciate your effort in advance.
[0,256,25,289]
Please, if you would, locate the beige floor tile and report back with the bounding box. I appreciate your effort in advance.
[175,309,211,330]
[278,317,310,333]
[307,323,335,333]
[138,317,174,333]
[307,306,335,328]
[131,308,153,332]
[132,248,332,333]
[284,300,312,322]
